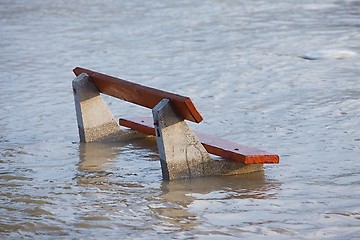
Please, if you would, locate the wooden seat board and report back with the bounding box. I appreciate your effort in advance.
[119,117,279,164]
[73,67,203,123]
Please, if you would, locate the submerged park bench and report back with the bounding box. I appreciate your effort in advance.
[72,67,279,180]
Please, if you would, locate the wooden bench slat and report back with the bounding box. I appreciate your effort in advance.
[119,117,279,164]
[73,67,203,123]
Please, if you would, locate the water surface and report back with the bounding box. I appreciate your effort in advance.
[1,0,359,239]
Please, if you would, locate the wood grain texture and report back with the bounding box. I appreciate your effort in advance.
[73,67,203,123]
[119,117,279,164]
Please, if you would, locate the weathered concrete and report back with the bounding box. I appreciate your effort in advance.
[72,73,145,142]
[73,73,263,180]
[152,99,213,180]
[152,99,262,180]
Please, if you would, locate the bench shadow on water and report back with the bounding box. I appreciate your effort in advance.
[76,137,281,232]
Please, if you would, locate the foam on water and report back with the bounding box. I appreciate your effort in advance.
[301,49,357,60]
[1,0,359,239]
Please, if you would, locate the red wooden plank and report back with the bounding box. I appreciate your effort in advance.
[119,117,279,164]
[73,67,203,123]
[120,118,156,136]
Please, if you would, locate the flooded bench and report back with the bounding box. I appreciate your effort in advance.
[72,67,279,180]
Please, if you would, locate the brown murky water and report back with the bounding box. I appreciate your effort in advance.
[1,0,359,239]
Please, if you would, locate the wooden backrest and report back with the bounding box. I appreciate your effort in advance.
[73,67,203,123]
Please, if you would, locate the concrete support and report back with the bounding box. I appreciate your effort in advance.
[152,99,263,180]
[72,74,263,179]
[152,99,213,180]
[72,73,144,142]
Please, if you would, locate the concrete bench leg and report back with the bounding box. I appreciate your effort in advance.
[72,73,144,142]
[152,99,213,180]
[152,99,263,180]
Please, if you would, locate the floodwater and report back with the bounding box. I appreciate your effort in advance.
[1,0,359,239]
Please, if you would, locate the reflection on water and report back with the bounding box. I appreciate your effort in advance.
[1,0,360,239]
[75,140,281,238]
[151,173,280,235]
[77,142,123,189]
[77,137,159,187]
